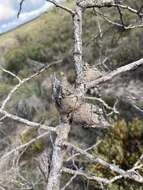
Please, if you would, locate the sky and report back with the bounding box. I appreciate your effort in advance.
[0,0,51,34]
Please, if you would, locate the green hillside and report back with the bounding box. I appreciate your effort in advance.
[0,3,73,71]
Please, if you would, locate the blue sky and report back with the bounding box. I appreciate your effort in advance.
[0,0,51,34]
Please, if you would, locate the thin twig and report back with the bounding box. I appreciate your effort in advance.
[1,61,61,110]
[0,131,50,161]
[46,0,74,15]
[84,96,119,114]
[17,0,25,18]
[87,58,143,89]
[66,141,101,162]
[0,109,56,132]
[61,173,77,190]
[0,67,21,82]
[115,0,125,28]
[64,142,143,183]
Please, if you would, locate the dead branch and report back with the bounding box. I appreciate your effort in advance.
[66,141,101,162]
[84,96,119,114]
[46,123,71,190]
[0,109,56,132]
[64,142,143,183]
[87,58,143,89]
[0,131,50,161]
[1,61,59,110]
[46,0,74,15]
[61,173,77,190]
[95,9,143,30]
[79,0,143,18]
[62,167,111,184]
[46,76,71,190]
[17,0,25,17]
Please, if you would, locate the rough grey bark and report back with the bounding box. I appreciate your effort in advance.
[46,123,71,190]
[78,0,114,8]
[73,1,83,85]
[45,75,72,190]
[46,1,84,189]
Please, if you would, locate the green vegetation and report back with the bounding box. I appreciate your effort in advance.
[86,118,143,189]
[4,48,27,74]
[0,2,73,72]
[0,83,12,96]
[20,127,45,157]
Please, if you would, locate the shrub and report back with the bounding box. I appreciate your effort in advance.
[4,48,27,74]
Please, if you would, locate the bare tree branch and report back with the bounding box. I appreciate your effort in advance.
[114,0,125,28]
[113,3,143,17]
[0,67,21,82]
[66,141,101,162]
[46,123,71,190]
[84,96,119,114]
[64,142,143,183]
[1,61,59,110]
[0,131,50,161]
[87,58,143,89]
[46,0,75,15]
[0,109,56,132]
[63,166,143,185]
[62,167,111,184]
[17,0,25,18]
[79,0,143,18]
[95,9,143,30]
[78,0,114,8]
[61,173,77,190]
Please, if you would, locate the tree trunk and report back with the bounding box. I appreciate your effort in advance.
[46,123,71,190]
[46,1,83,190]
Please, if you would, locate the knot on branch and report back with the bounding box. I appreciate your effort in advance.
[52,75,82,115]
[52,74,109,128]
[72,103,109,128]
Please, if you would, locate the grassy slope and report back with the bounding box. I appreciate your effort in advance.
[0,1,73,65]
